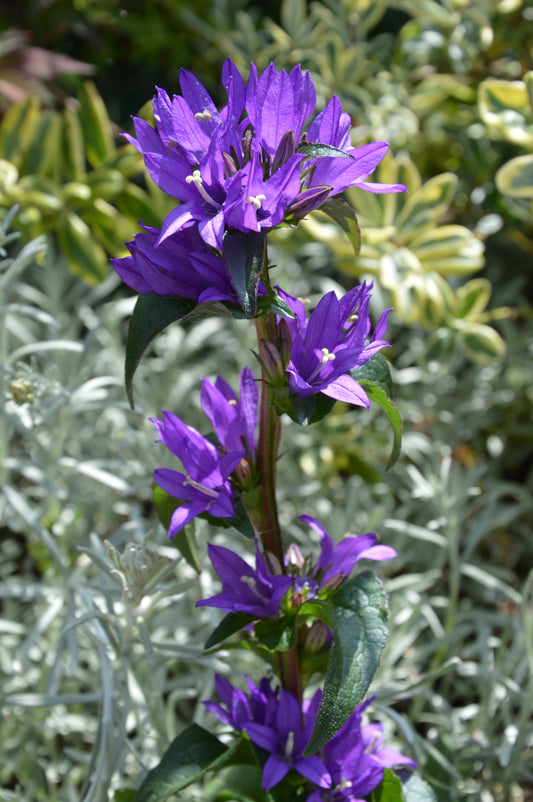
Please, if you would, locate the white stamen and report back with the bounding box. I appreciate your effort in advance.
[321,347,336,365]
[183,477,219,499]
[240,575,265,600]
[229,399,237,406]
[285,731,295,757]
[348,313,358,322]
[185,169,218,207]
[194,109,212,121]
[246,193,266,210]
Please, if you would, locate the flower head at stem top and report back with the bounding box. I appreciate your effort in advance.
[276,283,391,408]
[124,59,407,252]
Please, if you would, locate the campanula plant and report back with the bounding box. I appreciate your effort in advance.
[113,59,435,802]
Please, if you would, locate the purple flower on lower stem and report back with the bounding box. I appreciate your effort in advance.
[201,367,259,458]
[278,283,390,408]
[197,542,293,617]
[206,675,331,791]
[306,700,415,801]
[151,411,244,538]
[204,673,279,731]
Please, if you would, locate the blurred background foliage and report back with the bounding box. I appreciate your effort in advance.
[0,1,532,801]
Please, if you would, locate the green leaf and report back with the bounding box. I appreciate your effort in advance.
[223,228,266,316]
[56,210,108,285]
[351,352,393,398]
[114,791,136,802]
[78,81,115,167]
[153,485,201,573]
[319,198,361,256]
[305,571,388,755]
[62,106,86,182]
[298,142,354,159]
[288,391,337,425]
[124,293,194,407]
[370,768,405,802]
[256,290,295,318]
[254,615,296,651]
[402,774,438,802]
[357,380,402,469]
[205,612,254,650]
[133,724,231,802]
[297,598,334,630]
[496,154,533,198]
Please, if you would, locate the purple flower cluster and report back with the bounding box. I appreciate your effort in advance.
[197,515,396,618]
[206,675,330,790]
[277,283,391,408]
[152,367,258,538]
[112,60,406,303]
[206,675,414,795]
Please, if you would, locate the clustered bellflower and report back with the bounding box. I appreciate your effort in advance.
[152,367,258,537]
[306,700,416,802]
[206,674,331,790]
[197,515,396,617]
[112,60,406,306]
[277,283,391,407]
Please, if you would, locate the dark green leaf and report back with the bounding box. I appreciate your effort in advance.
[402,775,437,802]
[351,352,393,398]
[305,571,388,755]
[223,229,266,316]
[153,485,201,573]
[114,791,136,802]
[319,198,361,256]
[205,612,255,650]
[133,724,231,802]
[298,142,354,159]
[124,294,194,408]
[254,616,296,651]
[256,292,296,318]
[370,769,405,802]
[288,391,337,425]
[358,380,402,469]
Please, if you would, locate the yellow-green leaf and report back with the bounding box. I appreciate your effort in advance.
[479,78,533,147]
[78,81,115,168]
[395,173,457,240]
[0,93,41,166]
[496,154,533,198]
[62,107,86,182]
[410,225,485,275]
[454,320,506,363]
[56,210,108,284]
[22,110,63,180]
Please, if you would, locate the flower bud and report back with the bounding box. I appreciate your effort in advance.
[305,620,332,653]
[257,338,286,385]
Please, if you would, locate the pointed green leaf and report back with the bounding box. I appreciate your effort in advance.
[402,774,437,802]
[62,106,86,182]
[254,616,296,651]
[297,599,334,630]
[205,612,254,650]
[78,81,115,167]
[358,380,402,469]
[133,724,231,802]
[305,571,388,755]
[298,142,353,159]
[351,352,393,398]
[370,768,405,801]
[319,198,361,256]
[56,210,108,285]
[153,486,201,573]
[125,293,194,407]
[256,290,295,318]
[223,229,266,316]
